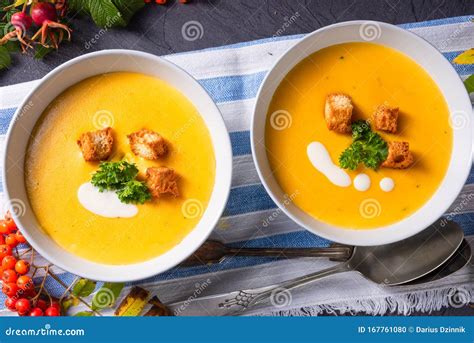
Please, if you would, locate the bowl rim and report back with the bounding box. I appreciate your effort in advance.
[2,49,233,282]
[251,20,473,246]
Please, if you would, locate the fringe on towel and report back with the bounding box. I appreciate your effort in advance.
[260,286,473,316]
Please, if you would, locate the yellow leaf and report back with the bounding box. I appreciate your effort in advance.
[453,49,474,64]
[11,0,27,7]
[114,286,149,316]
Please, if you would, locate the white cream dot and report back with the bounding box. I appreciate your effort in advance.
[354,173,371,191]
[380,177,395,192]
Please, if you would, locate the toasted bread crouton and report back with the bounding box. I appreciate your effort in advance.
[128,129,168,160]
[77,127,114,162]
[374,105,399,133]
[381,141,414,169]
[324,93,353,133]
[146,167,179,198]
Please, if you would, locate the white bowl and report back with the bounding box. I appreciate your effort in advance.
[252,21,473,246]
[2,50,233,282]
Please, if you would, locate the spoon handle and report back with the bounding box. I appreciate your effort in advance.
[227,246,352,259]
[180,240,353,266]
[218,262,351,313]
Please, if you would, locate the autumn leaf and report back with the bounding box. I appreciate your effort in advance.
[144,296,173,316]
[453,49,474,64]
[114,286,149,316]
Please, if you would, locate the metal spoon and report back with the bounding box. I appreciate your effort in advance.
[168,219,464,315]
[405,238,471,285]
[180,241,353,266]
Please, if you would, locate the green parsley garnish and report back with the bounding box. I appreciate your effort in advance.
[91,161,151,204]
[117,180,152,205]
[339,120,388,170]
[91,161,138,192]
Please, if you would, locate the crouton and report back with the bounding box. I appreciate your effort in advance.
[128,129,168,160]
[77,127,114,162]
[146,167,179,198]
[381,141,414,169]
[324,93,353,133]
[374,105,399,133]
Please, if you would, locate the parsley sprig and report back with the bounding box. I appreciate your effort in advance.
[117,180,152,205]
[339,120,388,170]
[91,161,151,204]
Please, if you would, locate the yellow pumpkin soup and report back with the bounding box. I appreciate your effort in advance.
[265,42,452,229]
[25,72,215,264]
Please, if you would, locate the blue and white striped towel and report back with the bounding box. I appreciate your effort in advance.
[0,15,473,316]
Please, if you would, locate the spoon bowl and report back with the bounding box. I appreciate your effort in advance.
[349,220,464,285]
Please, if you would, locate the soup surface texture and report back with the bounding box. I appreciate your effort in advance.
[25,72,215,264]
[265,42,452,229]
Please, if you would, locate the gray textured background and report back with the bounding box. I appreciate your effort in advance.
[1,0,474,85]
[1,0,473,316]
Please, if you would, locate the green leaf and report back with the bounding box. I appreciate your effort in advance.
[72,278,97,297]
[61,296,80,312]
[464,74,474,93]
[87,0,126,28]
[75,311,94,316]
[34,45,54,59]
[112,0,145,24]
[68,0,91,14]
[0,46,11,70]
[92,282,125,310]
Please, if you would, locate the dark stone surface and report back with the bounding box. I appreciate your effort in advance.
[1,0,472,316]
[1,0,474,85]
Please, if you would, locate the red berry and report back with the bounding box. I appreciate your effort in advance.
[11,12,33,30]
[45,306,60,316]
[0,219,17,234]
[15,231,26,244]
[5,234,18,248]
[2,255,16,270]
[2,282,19,297]
[0,245,12,260]
[15,298,30,314]
[14,260,29,275]
[2,269,17,283]
[31,3,57,26]
[36,299,48,311]
[29,307,43,316]
[5,297,17,311]
[16,275,33,290]
[0,235,4,245]
[50,301,61,311]
[0,220,9,234]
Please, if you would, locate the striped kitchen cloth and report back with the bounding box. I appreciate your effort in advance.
[0,15,473,316]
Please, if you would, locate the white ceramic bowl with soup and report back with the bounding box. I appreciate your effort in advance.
[3,50,232,282]
[252,21,472,246]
